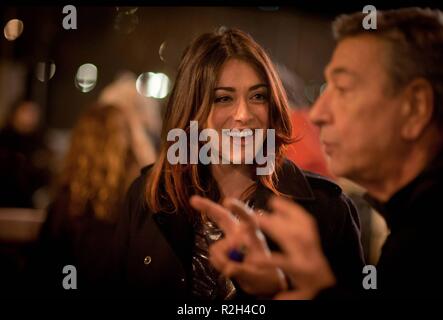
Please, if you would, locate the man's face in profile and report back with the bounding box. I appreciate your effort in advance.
[310,34,408,185]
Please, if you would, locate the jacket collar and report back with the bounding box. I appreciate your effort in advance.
[364,150,443,230]
[251,159,316,211]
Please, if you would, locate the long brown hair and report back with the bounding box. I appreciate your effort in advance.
[147,28,293,218]
[60,104,137,222]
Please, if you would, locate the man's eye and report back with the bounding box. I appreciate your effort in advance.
[336,86,348,94]
[214,96,232,103]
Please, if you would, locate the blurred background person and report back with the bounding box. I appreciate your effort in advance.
[28,102,156,296]
[0,98,53,208]
[99,71,163,154]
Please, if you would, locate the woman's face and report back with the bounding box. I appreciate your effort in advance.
[206,58,270,165]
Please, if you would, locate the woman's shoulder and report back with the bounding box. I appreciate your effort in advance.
[123,164,154,216]
[277,159,358,223]
[127,164,154,196]
[277,159,344,200]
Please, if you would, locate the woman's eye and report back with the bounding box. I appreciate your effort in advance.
[251,93,268,101]
[214,96,232,103]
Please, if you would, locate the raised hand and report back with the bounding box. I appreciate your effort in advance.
[257,196,336,299]
[190,195,287,297]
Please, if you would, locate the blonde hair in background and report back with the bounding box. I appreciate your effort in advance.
[60,104,136,222]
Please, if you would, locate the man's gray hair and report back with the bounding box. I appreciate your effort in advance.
[333,7,443,127]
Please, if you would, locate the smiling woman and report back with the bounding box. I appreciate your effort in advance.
[108,28,364,300]
[208,58,274,173]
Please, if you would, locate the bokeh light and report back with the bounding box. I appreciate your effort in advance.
[75,63,98,93]
[35,61,56,82]
[115,7,139,14]
[159,41,167,62]
[4,19,24,41]
[320,83,327,95]
[304,81,323,104]
[136,72,170,99]
[114,10,139,35]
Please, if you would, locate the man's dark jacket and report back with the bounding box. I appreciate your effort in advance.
[319,152,443,299]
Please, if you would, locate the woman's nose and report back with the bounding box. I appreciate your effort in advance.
[233,98,254,123]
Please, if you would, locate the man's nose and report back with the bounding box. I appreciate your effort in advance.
[309,88,332,127]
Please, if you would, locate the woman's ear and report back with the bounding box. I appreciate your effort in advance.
[400,78,435,140]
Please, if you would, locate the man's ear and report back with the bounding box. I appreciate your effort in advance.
[400,78,435,140]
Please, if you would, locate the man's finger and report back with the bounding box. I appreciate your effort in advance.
[248,251,293,273]
[257,214,305,255]
[209,240,232,271]
[256,214,288,244]
[190,195,236,232]
[222,262,243,278]
[274,290,311,300]
[209,236,245,271]
[224,198,262,233]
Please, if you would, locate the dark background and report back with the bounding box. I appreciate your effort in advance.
[2,2,443,129]
[0,5,351,129]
